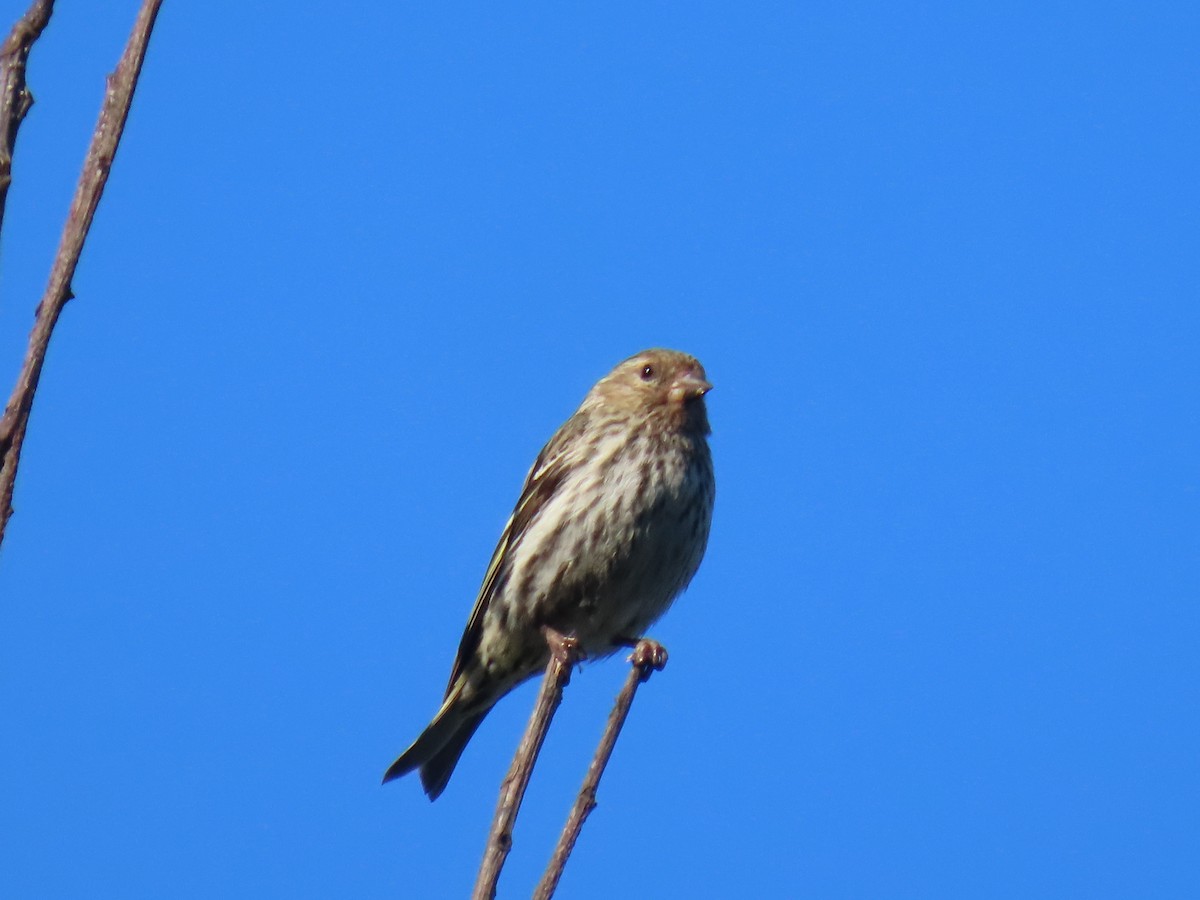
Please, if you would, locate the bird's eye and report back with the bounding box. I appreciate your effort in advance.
[640,364,655,381]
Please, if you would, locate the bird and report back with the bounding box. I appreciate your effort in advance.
[383,348,715,799]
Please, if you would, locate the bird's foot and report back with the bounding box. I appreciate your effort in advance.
[627,638,668,677]
[542,626,582,666]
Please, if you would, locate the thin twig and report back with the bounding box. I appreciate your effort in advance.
[472,627,581,900]
[0,0,164,548]
[0,0,52,232]
[533,639,669,900]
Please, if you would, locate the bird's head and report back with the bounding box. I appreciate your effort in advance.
[589,348,712,435]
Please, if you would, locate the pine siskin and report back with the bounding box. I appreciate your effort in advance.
[383,348,715,799]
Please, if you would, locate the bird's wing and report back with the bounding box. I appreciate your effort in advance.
[444,417,582,693]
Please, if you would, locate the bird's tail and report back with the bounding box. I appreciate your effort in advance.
[382,684,489,801]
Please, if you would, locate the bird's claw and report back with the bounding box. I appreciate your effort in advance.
[628,638,668,675]
[542,626,582,665]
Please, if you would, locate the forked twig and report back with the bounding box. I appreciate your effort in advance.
[0,0,164,548]
[533,639,668,900]
[472,627,581,900]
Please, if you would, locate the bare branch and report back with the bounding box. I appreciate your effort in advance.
[0,0,52,231]
[533,639,669,900]
[0,0,164,548]
[472,627,581,900]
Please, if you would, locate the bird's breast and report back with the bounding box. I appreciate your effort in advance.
[503,429,713,653]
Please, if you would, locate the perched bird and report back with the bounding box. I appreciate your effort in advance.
[383,348,715,799]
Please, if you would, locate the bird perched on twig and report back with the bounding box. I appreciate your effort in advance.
[383,348,715,799]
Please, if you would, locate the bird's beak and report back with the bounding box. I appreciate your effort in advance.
[671,372,713,402]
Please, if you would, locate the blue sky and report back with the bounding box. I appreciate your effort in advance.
[0,1,1196,897]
